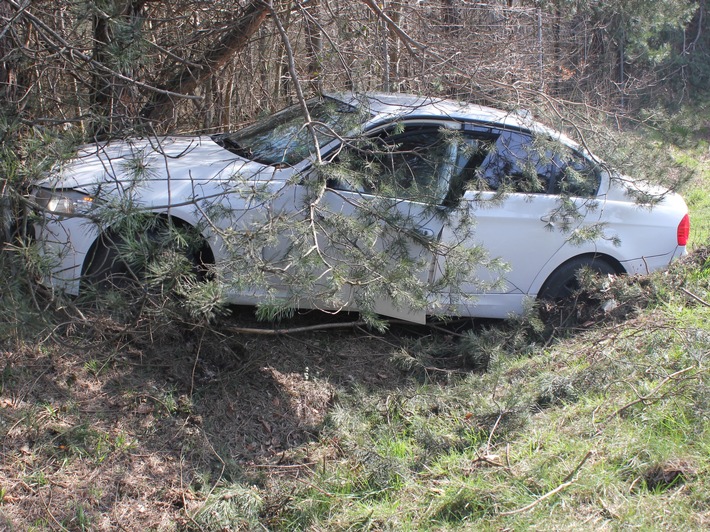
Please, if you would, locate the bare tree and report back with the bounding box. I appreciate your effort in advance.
[140,0,269,124]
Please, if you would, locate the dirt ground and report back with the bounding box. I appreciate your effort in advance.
[0,305,426,530]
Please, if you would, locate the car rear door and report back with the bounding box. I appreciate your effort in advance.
[435,125,603,316]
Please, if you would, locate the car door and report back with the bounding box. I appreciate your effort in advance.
[435,125,602,317]
[320,121,460,323]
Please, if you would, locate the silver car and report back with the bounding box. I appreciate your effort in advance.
[31,93,690,323]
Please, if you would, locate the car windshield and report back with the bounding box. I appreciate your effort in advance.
[214,96,368,166]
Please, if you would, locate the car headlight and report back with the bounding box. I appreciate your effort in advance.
[33,188,96,216]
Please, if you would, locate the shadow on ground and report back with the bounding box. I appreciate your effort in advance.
[0,304,454,529]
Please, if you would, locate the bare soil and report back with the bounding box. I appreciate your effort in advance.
[0,306,417,530]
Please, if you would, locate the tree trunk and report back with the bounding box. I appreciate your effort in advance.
[91,0,148,137]
[141,1,269,123]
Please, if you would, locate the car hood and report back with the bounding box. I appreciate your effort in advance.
[39,136,275,193]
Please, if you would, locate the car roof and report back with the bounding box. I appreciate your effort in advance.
[326,91,580,149]
[329,92,534,128]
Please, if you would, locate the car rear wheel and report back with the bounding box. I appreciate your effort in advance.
[538,256,618,301]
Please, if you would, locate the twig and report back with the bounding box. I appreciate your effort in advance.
[292,475,335,498]
[138,394,174,415]
[500,450,594,516]
[190,327,207,398]
[680,287,710,307]
[501,480,577,516]
[486,413,503,452]
[469,455,510,473]
[180,454,205,532]
[250,462,317,469]
[560,450,594,484]
[39,490,70,531]
[606,366,698,422]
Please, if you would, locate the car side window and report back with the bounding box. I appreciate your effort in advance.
[328,125,456,204]
[475,130,600,197]
[552,151,601,197]
[443,131,498,203]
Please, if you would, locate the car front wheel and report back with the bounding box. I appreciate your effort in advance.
[82,219,212,294]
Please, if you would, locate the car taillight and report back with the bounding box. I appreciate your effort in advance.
[677,214,690,246]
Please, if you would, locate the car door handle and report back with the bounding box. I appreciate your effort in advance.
[414,226,436,240]
[541,213,573,225]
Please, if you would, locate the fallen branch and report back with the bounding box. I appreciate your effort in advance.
[680,287,710,307]
[606,366,698,422]
[224,316,466,335]
[500,450,594,516]
[224,320,368,335]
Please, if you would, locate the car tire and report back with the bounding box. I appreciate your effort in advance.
[83,232,140,290]
[83,220,211,292]
[538,256,617,301]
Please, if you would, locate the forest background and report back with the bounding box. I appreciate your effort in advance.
[2,0,709,138]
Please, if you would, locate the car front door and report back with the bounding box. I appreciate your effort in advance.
[320,121,460,323]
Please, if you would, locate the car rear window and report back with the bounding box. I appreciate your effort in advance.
[466,129,600,197]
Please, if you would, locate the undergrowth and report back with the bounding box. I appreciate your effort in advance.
[264,248,710,530]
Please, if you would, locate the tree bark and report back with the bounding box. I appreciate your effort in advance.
[0,0,19,106]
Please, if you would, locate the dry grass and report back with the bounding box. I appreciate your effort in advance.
[0,302,419,530]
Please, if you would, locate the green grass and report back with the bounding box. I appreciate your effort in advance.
[687,185,710,249]
[268,287,710,529]
[258,131,710,528]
